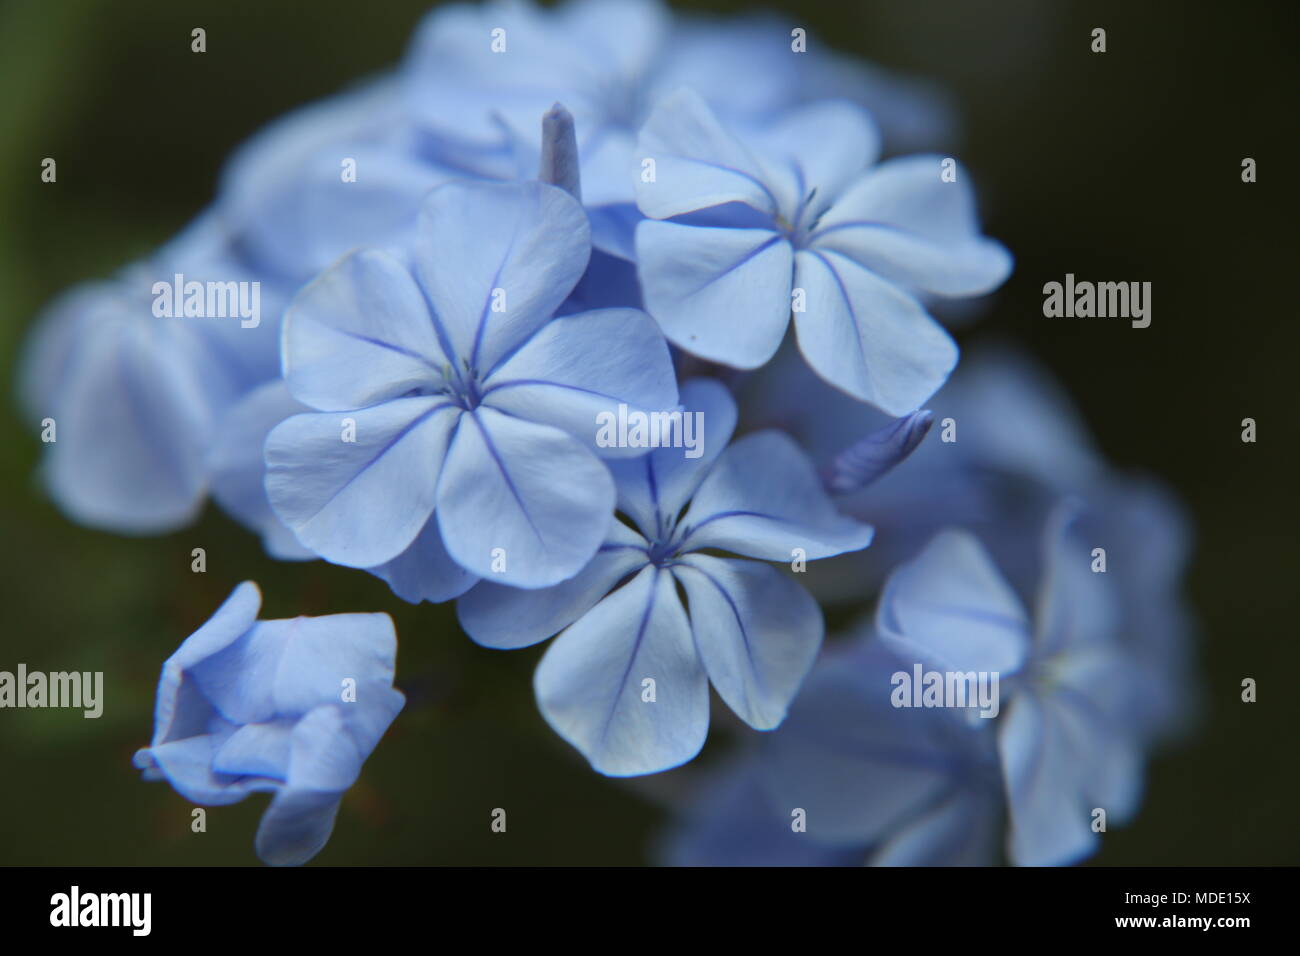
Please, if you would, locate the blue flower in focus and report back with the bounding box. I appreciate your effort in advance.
[132,582,405,866]
[635,88,1012,414]
[264,179,678,593]
[878,509,1146,866]
[662,634,1003,866]
[457,379,874,776]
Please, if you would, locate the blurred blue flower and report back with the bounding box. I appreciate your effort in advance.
[741,343,1198,745]
[264,178,678,591]
[458,379,874,776]
[878,511,1145,865]
[17,214,283,533]
[634,88,1011,413]
[662,633,1003,866]
[132,581,405,866]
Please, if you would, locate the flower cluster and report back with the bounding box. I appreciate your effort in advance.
[18,0,1192,865]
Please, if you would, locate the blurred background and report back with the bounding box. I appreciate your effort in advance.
[0,0,1295,865]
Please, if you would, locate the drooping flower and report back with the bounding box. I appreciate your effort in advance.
[264,178,679,593]
[132,582,405,866]
[635,88,1012,414]
[877,510,1147,865]
[457,379,874,776]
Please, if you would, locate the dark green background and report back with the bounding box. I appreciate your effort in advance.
[0,0,1295,865]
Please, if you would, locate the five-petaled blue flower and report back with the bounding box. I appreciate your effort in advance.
[265,179,679,596]
[635,88,1012,414]
[132,581,405,866]
[877,508,1146,866]
[458,378,875,776]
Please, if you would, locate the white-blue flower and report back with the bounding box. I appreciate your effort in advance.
[635,88,1012,414]
[458,379,875,776]
[264,179,679,594]
[877,508,1146,866]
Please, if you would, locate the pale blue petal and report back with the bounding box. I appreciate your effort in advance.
[367,516,480,605]
[680,430,874,560]
[188,612,398,724]
[255,787,343,867]
[870,787,1001,867]
[636,220,792,367]
[674,555,822,729]
[414,180,590,372]
[749,100,880,219]
[265,399,460,567]
[792,247,958,415]
[457,520,647,649]
[149,582,262,747]
[208,380,316,561]
[435,407,614,587]
[762,639,983,846]
[810,155,1012,297]
[876,529,1031,676]
[607,378,737,538]
[483,307,678,456]
[636,87,778,219]
[535,566,708,776]
[282,248,447,411]
[998,691,1098,866]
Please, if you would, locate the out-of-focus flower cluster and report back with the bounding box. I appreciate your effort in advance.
[17,0,1194,865]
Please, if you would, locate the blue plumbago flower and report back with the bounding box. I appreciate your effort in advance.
[878,511,1147,866]
[132,582,405,866]
[401,0,956,260]
[634,88,1012,414]
[661,634,1003,866]
[457,379,875,776]
[742,343,1197,745]
[17,214,282,533]
[264,178,678,593]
